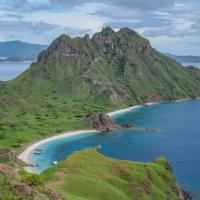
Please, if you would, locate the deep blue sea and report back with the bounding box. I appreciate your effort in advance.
[30,100,200,198]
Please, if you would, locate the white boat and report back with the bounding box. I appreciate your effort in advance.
[33,148,43,154]
[52,161,58,165]
[33,151,42,155]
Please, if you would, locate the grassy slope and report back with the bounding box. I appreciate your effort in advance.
[41,149,181,200]
[0,95,111,149]
[0,164,65,200]
[0,148,182,200]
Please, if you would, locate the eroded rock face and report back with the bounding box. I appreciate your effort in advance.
[92,113,121,132]
[44,189,65,200]
[181,190,193,200]
[0,164,15,176]
[38,35,80,63]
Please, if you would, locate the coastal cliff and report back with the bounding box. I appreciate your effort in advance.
[0,147,191,200]
[41,149,183,200]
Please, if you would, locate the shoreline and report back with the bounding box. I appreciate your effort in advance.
[18,130,99,172]
[18,97,198,172]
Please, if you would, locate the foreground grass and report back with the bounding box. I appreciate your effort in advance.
[41,149,181,200]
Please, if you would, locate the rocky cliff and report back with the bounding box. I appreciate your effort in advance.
[92,113,121,131]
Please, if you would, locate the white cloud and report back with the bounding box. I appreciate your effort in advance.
[0,0,199,55]
[24,2,112,35]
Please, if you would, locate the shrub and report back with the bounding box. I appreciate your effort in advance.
[23,173,43,186]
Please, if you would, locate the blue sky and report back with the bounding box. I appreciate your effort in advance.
[0,0,199,55]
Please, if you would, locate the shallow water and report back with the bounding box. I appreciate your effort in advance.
[30,100,200,198]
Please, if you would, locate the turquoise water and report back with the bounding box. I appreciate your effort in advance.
[30,100,200,197]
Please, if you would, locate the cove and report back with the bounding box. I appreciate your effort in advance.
[30,100,200,197]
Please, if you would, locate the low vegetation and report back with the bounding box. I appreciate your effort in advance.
[41,148,181,200]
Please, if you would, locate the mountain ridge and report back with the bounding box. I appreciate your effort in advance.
[1,27,200,148]
[10,27,200,104]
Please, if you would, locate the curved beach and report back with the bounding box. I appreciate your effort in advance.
[18,98,194,172]
[18,130,98,167]
[18,104,145,171]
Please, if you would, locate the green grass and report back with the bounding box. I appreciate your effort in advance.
[0,149,181,200]
[0,96,114,149]
[41,149,181,200]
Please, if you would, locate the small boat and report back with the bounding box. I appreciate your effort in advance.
[33,148,43,155]
[52,161,58,165]
[33,151,42,155]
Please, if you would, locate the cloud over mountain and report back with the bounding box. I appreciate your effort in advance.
[0,0,199,54]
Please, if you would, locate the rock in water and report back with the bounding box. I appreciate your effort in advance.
[92,113,121,132]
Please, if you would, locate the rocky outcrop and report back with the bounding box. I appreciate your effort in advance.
[92,113,121,132]
[0,164,15,176]
[181,190,193,200]
[38,34,80,63]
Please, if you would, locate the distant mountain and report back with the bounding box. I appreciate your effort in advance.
[165,53,200,63]
[0,40,47,59]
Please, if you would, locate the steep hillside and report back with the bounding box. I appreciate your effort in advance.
[4,27,200,104]
[0,149,183,200]
[0,163,65,200]
[41,148,182,200]
[0,27,200,148]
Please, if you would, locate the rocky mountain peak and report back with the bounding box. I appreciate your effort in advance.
[91,27,116,51]
[101,26,115,34]
[38,34,80,62]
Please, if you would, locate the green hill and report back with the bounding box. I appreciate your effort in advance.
[41,148,182,200]
[0,27,200,149]
[0,149,183,200]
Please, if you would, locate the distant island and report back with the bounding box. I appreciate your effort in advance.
[165,53,200,63]
[0,40,47,60]
[0,56,35,62]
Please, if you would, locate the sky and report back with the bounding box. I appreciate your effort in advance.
[0,0,199,55]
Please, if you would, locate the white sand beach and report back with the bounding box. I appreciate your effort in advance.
[18,130,98,170]
[108,105,142,117]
